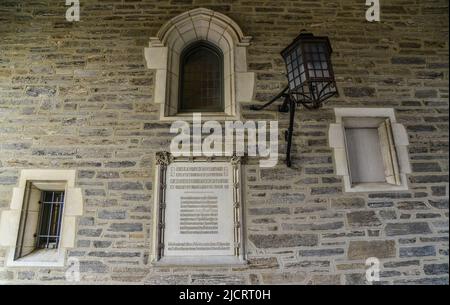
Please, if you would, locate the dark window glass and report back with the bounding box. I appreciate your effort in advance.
[179,41,224,112]
[36,191,65,249]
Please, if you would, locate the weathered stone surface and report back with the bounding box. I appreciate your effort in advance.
[79,217,95,226]
[347,211,382,227]
[343,87,376,97]
[108,223,143,232]
[87,251,141,258]
[78,170,95,179]
[248,207,290,216]
[431,186,447,197]
[105,161,136,168]
[111,267,149,282]
[98,210,127,220]
[249,234,318,248]
[420,236,448,243]
[416,213,441,219]
[308,274,341,285]
[261,272,308,284]
[394,277,448,285]
[247,257,279,269]
[108,181,144,190]
[336,262,366,271]
[391,57,426,65]
[305,167,334,174]
[0,176,17,186]
[0,270,14,281]
[96,171,120,179]
[331,197,366,209]
[1,143,32,150]
[345,273,367,285]
[385,222,432,236]
[424,263,449,275]
[270,193,305,204]
[281,221,344,231]
[410,175,448,184]
[368,201,394,208]
[93,241,112,248]
[79,261,109,273]
[77,240,90,247]
[17,271,35,280]
[383,260,420,268]
[190,274,247,285]
[348,240,396,260]
[284,260,330,269]
[77,229,102,237]
[379,210,397,220]
[414,89,438,98]
[299,248,345,257]
[294,204,328,214]
[400,246,436,258]
[429,199,449,209]
[310,187,341,195]
[25,86,56,97]
[322,231,365,239]
[396,201,428,210]
[412,162,442,172]
[144,274,190,285]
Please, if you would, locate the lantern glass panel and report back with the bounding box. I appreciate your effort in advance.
[284,46,305,92]
[304,42,330,80]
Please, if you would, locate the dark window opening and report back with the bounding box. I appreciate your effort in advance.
[36,191,65,249]
[179,41,224,112]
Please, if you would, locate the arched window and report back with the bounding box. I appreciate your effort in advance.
[145,8,255,120]
[179,41,224,112]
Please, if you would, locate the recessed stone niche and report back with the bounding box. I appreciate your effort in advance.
[144,8,256,121]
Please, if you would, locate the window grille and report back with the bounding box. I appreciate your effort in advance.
[36,191,65,249]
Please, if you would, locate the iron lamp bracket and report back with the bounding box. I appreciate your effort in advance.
[250,85,300,168]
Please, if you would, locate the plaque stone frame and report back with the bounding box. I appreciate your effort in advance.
[151,151,246,266]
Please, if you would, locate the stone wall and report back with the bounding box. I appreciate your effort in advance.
[0,0,448,284]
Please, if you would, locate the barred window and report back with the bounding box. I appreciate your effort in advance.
[179,41,224,112]
[36,191,65,249]
[15,183,65,260]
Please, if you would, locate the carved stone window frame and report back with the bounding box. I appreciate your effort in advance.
[0,169,83,267]
[151,151,246,266]
[144,8,255,121]
[329,108,412,193]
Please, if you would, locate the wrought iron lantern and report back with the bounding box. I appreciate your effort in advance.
[251,32,338,167]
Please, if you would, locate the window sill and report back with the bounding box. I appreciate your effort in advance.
[6,248,65,267]
[343,176,409,193]
[152,256,247,267]
[159,112,240,122]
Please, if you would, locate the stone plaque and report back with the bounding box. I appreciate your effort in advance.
[152,152,245,265]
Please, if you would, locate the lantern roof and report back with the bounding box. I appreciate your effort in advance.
[280,32,333,58]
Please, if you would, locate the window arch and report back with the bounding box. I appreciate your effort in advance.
[145,8,256,120]
[179,41,224,112]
